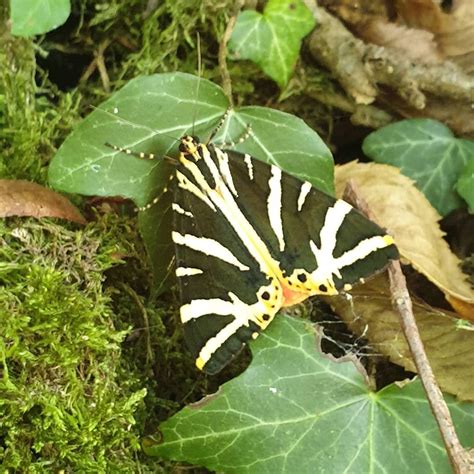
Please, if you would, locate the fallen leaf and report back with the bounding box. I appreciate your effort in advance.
[395,0,474,73]
[0,180,86,224]
[446,295,474,323]
[355,20,443,63]
[335,162,474,306]
[326,275,474,401]
[320,0,443,64]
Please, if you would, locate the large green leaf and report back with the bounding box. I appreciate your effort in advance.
[228,0,315,87]
[363,119,474,216]
[48,72,333,292]
[144,315,474,473]
[10,0,71,36]
[457,160,474,213]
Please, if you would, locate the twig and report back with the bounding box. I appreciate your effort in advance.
[119,282,154,365]
[80,38,112,92]
[218,0,245,106]
[389,261,473,473]
[305,3,474,106]
[303,2,377,105]
[302,1,474,136]
[305,86,394,128]
[343,181,474,474]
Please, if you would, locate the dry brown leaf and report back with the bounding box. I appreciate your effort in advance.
[335,162,474,305]
[396,0,474,73]
[320,0,389,26]
[325,275,474,401]
[0,180,86,224]
[355,20,443,63]
[321,0,443,63]
[326,275,474,401]
[446,295,474,322]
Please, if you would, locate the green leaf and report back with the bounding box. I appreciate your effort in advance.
[10,0,71,36]
[48,72,333,293]
[457,160,474,213]
[228,0,315,88]
[144,316,474,473]
[363,119,474,216]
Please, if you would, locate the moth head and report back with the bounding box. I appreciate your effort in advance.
[179,135,200,155]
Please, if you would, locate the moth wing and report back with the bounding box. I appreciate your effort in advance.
[219,147,399,294]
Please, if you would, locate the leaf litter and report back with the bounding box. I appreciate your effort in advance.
[0,180,86,224]
[331,161,474,400]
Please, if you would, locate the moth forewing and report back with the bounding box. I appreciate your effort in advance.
[172,135,398,374]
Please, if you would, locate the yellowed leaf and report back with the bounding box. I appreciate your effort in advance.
[0,180,86,224]
[335,162,474,305]
[326,275,474,401]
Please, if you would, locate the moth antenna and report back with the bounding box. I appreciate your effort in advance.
[214,122,252,149]
[105,143,179,166]
[105,142,157,160]
[135,174,175,213]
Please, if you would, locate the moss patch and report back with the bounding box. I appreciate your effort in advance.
[0,217,146,470]
[0,0,315,470]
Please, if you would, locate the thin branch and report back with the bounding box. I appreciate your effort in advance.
[119,283,154,365]
[343,181,474,474]
[306,5,474,106]
[302,1,474,136]
[80,38,112,92]
[218,0,245,106]
[305,86,395,128]
[388,261,473,473]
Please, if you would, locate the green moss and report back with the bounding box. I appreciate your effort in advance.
[0,36,82,183]
[0,0,321,470]
[0,218,145,470]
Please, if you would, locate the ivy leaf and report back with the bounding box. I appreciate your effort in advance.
[363,119,474,216]
[48,72,332,293]
[144,315,474,473]
[228,0,315,87]
[457,160,474,213]
[10,0,71,36]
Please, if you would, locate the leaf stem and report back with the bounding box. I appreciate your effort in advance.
[218,0,245,106]
[343,180,474,474]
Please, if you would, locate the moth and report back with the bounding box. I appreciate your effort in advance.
[110,114,399,375]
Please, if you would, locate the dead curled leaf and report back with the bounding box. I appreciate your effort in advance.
[395,0,474,73]
[325,275,474,401]
[335,162,474,313]
[355,20,443,64]
[0,180,86,224]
